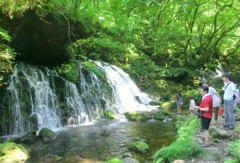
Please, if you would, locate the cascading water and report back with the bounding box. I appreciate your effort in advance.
[0,61,155,136]
[96,61,154,113]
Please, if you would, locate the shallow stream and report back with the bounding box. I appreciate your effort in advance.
[27,119,176,162]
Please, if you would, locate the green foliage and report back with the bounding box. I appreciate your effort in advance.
[107,158,122,163]
[82,61,105,78]
[56,61,79,83]
[104,110,115,119]
[127,141,149,153]
[153,117,202,162]
[0,142,29,162]
[224,158,238,163]
[0,0,48,18]
[0,28,16,86]
[228,140,240,161]
[1,0,240,100]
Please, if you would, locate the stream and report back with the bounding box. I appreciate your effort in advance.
[26,119,176,163]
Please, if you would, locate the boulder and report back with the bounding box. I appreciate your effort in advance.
[38,128,55,141]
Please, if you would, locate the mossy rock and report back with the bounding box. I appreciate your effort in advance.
[124,112,151,122]
[8,137,21,143]
[39,128,55,140]
[104,110,115,119]
[107,158,122,163]
[0,142,29,162]
[154,110,170,120]
[149,101,161,106]
[127,141,149,153]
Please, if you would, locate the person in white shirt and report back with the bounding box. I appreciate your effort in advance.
[189,96,197,115]
[222,73,240,130]
[203,81,221,125]
[234,84,240,112]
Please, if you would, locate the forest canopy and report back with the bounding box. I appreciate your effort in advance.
[0,0,240,94]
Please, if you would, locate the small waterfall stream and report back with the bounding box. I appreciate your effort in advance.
[0,61,155,136]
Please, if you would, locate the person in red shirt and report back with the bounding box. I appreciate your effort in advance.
[196,85,213,147]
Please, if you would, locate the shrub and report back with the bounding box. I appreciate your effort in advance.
[153,116,202,162]
[228,140,240,161]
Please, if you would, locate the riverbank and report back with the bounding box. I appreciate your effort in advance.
[185,115,240,163]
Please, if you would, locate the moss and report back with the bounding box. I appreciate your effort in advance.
[0,142,29,162]
[107,158,122,163]
[56,60,80,83]
[124,112,151,122]
[104,110,115,119]
[39,128,54,140]
[154,110,169,120]
[100,98,107,108]
[210,130,221,139]
[83,61,105,78]
[127,141,149,153]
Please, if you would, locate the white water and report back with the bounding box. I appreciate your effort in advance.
[2,61,156,135]
[96,62,155,113]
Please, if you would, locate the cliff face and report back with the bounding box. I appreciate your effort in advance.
[0,10,86,66]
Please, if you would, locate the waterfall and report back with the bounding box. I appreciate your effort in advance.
[1,61,154,135]
[96,62,153,113]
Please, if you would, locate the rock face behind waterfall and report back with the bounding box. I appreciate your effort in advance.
[0,61,153,136]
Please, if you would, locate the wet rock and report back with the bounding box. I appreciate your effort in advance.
[39,128,55,141]
[124,112,152,122]
[127,141,149,153]
[201,147,221,161]
[122,157,140,163]
[0,142,29,162]
[122,153,132,158]
[154,110,169,120]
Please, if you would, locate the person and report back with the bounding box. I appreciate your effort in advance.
[234,84,240,112]
[189,96,196,115]
[222,73,240,130]
[176,92,183,114]
[203,81,221,125]
[195,85,213,147]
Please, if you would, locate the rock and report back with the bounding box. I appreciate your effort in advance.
[210,126,229,139]
[122,157,140,163]
[40,154,63,163]
[201,147,221,161]
[122,153,132,158]
[0,142,29,162]
[38,128,55,141]
[173,160,185,163]
[127,141,149,153]
[154,110,169,120]
[63,155,83,163]
[124,112,152,122]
